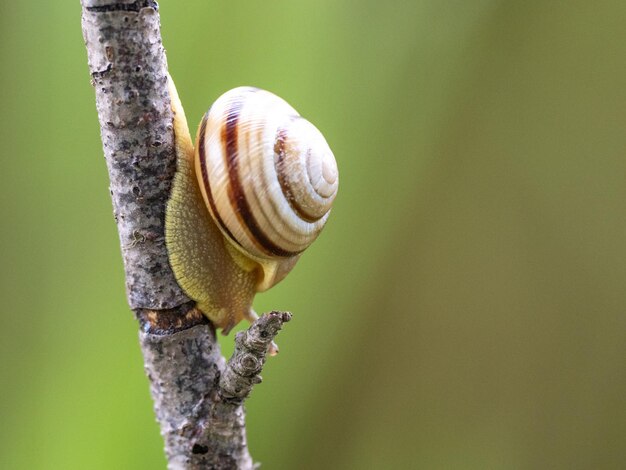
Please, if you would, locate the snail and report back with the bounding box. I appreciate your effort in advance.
[165,76,338,339]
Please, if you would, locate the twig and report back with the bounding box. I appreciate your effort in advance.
[220,312,292,403]
[80,2,288,468]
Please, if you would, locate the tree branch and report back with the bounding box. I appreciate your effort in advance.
[80,1,287,468]
[141,312,291,469]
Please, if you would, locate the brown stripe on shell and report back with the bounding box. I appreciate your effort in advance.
[222,97,302,258]
[197,112,243,249]
[274,128,323,223]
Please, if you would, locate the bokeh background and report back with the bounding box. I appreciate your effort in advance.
[1,1,625,468]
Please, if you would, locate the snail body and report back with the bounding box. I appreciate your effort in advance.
[165,77,338,333]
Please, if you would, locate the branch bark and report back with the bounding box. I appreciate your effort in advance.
[80,2,288,468]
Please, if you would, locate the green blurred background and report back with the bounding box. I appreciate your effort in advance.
[1,1,625,468]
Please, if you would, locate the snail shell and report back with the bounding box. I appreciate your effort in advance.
[195,87,338,271]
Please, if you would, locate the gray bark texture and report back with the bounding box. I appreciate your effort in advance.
[80,1,289,468]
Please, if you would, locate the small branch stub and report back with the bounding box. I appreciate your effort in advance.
[220,312,292,403]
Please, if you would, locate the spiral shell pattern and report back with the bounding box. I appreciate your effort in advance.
[195,87,338,260]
